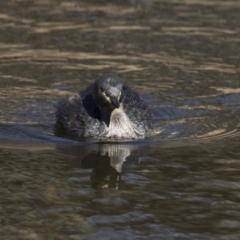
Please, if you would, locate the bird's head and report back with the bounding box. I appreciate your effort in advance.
[92,75,123,109]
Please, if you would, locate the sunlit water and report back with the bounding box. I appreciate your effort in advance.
[1,0,240,239]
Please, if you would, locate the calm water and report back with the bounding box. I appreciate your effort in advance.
[1,0,240,239]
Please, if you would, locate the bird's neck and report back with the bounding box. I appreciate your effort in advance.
[98,106,115,127]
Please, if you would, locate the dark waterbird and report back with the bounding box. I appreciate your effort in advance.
[56,75,151,139]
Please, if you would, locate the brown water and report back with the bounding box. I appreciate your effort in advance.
[1,0,240,239]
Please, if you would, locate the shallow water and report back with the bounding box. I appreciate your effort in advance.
[1,0,240,239]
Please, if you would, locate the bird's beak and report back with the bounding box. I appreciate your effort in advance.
[111,97,120,108]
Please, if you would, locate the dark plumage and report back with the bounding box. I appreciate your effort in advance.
[56,75,151,139]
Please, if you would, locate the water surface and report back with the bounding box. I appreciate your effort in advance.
[1,0,240,239]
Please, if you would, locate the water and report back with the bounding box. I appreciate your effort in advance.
[1,0,240,239]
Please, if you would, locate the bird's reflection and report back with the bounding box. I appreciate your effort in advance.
[58,142,148,191]
[88,155,121,189]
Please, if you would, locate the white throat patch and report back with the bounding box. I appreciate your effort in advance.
[104,106,138,139]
